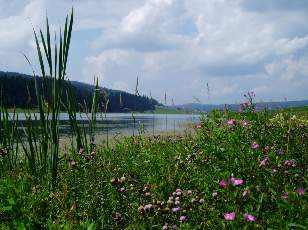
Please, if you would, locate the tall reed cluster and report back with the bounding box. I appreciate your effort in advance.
[0,9,100,189]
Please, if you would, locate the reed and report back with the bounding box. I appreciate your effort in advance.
[0,106,19,172]
[65,77,100,154]
[18,9,74,188]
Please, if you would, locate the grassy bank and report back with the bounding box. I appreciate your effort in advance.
[142,105,195,115]
[1,109,307,229]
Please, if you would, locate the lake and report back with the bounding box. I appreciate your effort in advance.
[10,113,201,137]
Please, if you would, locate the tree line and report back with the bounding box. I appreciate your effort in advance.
[0,71,158,112]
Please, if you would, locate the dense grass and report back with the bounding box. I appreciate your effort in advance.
[0,109,307,229]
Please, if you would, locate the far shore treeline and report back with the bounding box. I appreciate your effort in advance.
[0,71,158,112]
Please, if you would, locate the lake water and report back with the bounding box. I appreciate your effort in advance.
[10,113,200,136]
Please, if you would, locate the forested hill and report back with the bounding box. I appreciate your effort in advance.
[0,71,158,112]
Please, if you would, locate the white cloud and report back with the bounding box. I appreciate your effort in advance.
[265,56,308,81]
[120,0,173,33]
[0,0,45,50]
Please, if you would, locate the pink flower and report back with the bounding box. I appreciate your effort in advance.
[118,187,126,193]
[240,120,249,127]
[263,146,270,154]
[295,187,305,196]
[229,177,244,186]
[244,213,256,222]
[259,157,269,167]
[251,141,259,150]
[284,159,296,167]
[224,212,236,221]
[90,151,96,158]
[172,207,181,213]
[219,180,227,188]
[78,148,84,155]
[179,215,187,222]
[281,192,288,200]
[144,204,153,211]
[242,189,250,197]
[196,124,202,129]
[227,119,236,126]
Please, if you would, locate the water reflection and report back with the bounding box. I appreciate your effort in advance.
[10,113,200,136]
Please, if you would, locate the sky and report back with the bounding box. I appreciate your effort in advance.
[1,0,308,105]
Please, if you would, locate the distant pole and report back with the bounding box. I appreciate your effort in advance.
[165,92,167,131]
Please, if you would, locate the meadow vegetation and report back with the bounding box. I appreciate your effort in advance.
[0,10,307,229]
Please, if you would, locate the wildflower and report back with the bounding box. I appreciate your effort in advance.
[90,151,96,158]
[251,141,259,150]
[229,177,244,186]
[295,187,305,196]
[219,180,227,188]
[110,178,118,185]
[240,120,249,127]
[227,118,236,126]
[187,190,192,195]
[118,187,126,193]
[112,212,122,221]
[244,213,256,222]
[172,224,177,229]
[284,159,296,167]
[212,192,218,198]
[199,198,205,204]
[145,192,151,197]
[176,188,182,193]
[263,146,270,154]
[78,148,84,155]
[179,215,187,222]
[224,212,236,221]
[281,192,288,200]
[175,200,180,206]
[172,207,181,213]
[144,204,153,211]
[196,124,202,129]
[162,224,169,230]
[69,160,77,168]
[259,157,269,167]
[242,189,250,197]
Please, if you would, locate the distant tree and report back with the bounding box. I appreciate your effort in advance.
[0,71,158,112]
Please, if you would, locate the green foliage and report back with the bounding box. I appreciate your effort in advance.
[0,109,307,229]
